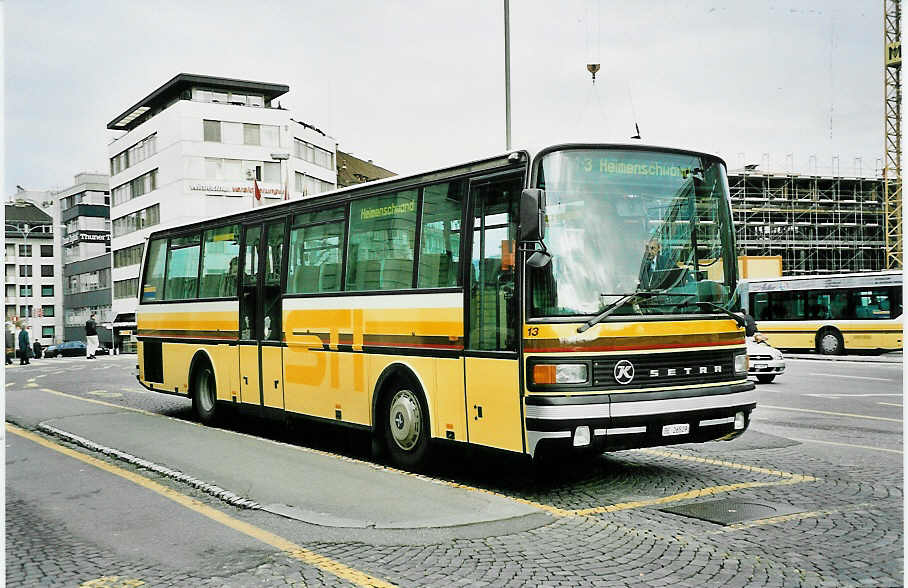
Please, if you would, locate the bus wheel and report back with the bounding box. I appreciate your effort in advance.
[192,362,218,425]
[383,382,430,469]
[816,329,844,355]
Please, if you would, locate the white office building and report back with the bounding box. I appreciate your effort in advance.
[107,74,337,350]
[4,190,65,348]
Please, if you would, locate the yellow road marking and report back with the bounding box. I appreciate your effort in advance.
[7,423,397,588]
[759,404,902,423]
[572,479,807,516]
[787,437,903,454]
[878,402,902,407]
[81,576,145,587]
[25,383,38,388]
[25,388,816,519]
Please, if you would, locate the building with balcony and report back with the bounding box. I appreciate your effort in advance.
[4,192,64,347]
[106,73,338,350]
[57,173,113,347]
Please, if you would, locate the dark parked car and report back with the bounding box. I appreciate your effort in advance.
[45,341,87,358]
[95,345,111,356]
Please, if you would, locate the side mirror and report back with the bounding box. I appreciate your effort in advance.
[519,189,546,242]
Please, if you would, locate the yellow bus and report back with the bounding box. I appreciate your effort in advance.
[744,271,903,354]
[136,144,755,466]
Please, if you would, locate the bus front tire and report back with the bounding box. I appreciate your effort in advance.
[816,329,844,355]
[382,381,430,469]
[192,362,218,425]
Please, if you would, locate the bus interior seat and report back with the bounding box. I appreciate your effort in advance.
[381,258,413,289]
[319,263,339,291]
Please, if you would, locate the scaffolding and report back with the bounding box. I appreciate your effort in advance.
[729,171,886,275]
[884,0,902,268]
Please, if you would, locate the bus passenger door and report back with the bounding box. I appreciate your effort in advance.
[239,225,262,405]
[260,220,287,409]
[239,221,288,410]
[463,174,524,453]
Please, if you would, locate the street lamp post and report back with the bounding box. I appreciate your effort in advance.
[504,0,512,151]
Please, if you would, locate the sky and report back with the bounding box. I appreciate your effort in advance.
[3,0,887,196]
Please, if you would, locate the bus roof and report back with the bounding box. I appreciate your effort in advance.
[744,270,903,292]
[144,142,728,241]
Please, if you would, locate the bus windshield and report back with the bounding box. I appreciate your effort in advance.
[529,148,737,318]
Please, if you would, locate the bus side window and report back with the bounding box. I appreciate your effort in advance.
[418,181,463,288]
[141,238,167,302]
[164,234,201,300]
[752,293,770,320]
[199,225,240,298]
[347,190,418,291]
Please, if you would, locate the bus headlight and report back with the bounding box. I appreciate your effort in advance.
[533,363,589,385]
[734,353,748,374]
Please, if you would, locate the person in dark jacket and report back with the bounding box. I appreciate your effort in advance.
[18,324,30,365]
[85,313,99,359]
[33,339,42,359]
[742,311,757,338]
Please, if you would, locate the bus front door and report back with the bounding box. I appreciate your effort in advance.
[463,174,524,453]
[239,220,288,410]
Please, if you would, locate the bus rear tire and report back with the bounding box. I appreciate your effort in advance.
[192,362,218,425]
[816,329,844,355]
[382,380,430,470]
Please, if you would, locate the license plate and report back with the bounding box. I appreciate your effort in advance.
[662,423,690,436]
[753,363,767,369]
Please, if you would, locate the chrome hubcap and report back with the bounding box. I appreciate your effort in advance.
[821,334,839,353]
[389,389,421,451]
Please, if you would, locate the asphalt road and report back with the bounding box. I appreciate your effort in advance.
[4,353,904,587]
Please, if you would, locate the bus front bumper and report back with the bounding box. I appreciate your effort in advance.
[525,382,756,457]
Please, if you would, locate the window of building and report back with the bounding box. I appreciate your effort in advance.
[5,285,14,298]
[5,243,15,257]
[40,244,53,257]
[243,124,261,146]
[19,265,33,277]
[346,190,418,291]
[110,133,156,175]
[41,305,54,317]
[42,326,54,338]
[19,285,33,297]
[164,234,200,300]
[114,244,144,268]
[287,209,345,294]
[18,244,32,257]
[114,278,140,299]
[261,125,278,147]
[5,305,15,320]
[293,138,335,170]
[41,265,54,277]
[203,119,221,142]
[112,204,160,237]
[41,285,54,297]
[19,305,32,318]
[112,169,158,206]
[295,172,334,196]
[199,225,240,298]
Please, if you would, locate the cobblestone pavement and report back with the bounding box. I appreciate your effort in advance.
[6,358,904,587]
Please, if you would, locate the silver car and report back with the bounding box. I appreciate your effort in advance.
[746,336,786,383]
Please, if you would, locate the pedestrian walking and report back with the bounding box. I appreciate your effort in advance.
[5,324,15,365]
[18,323,30,365]
[85,313,99,359]
[33,339,43,359]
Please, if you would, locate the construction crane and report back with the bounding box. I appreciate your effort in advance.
[884,0,902,269]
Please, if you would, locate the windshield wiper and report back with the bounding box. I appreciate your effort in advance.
[577,291,692,333]
[695,301,746,328]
